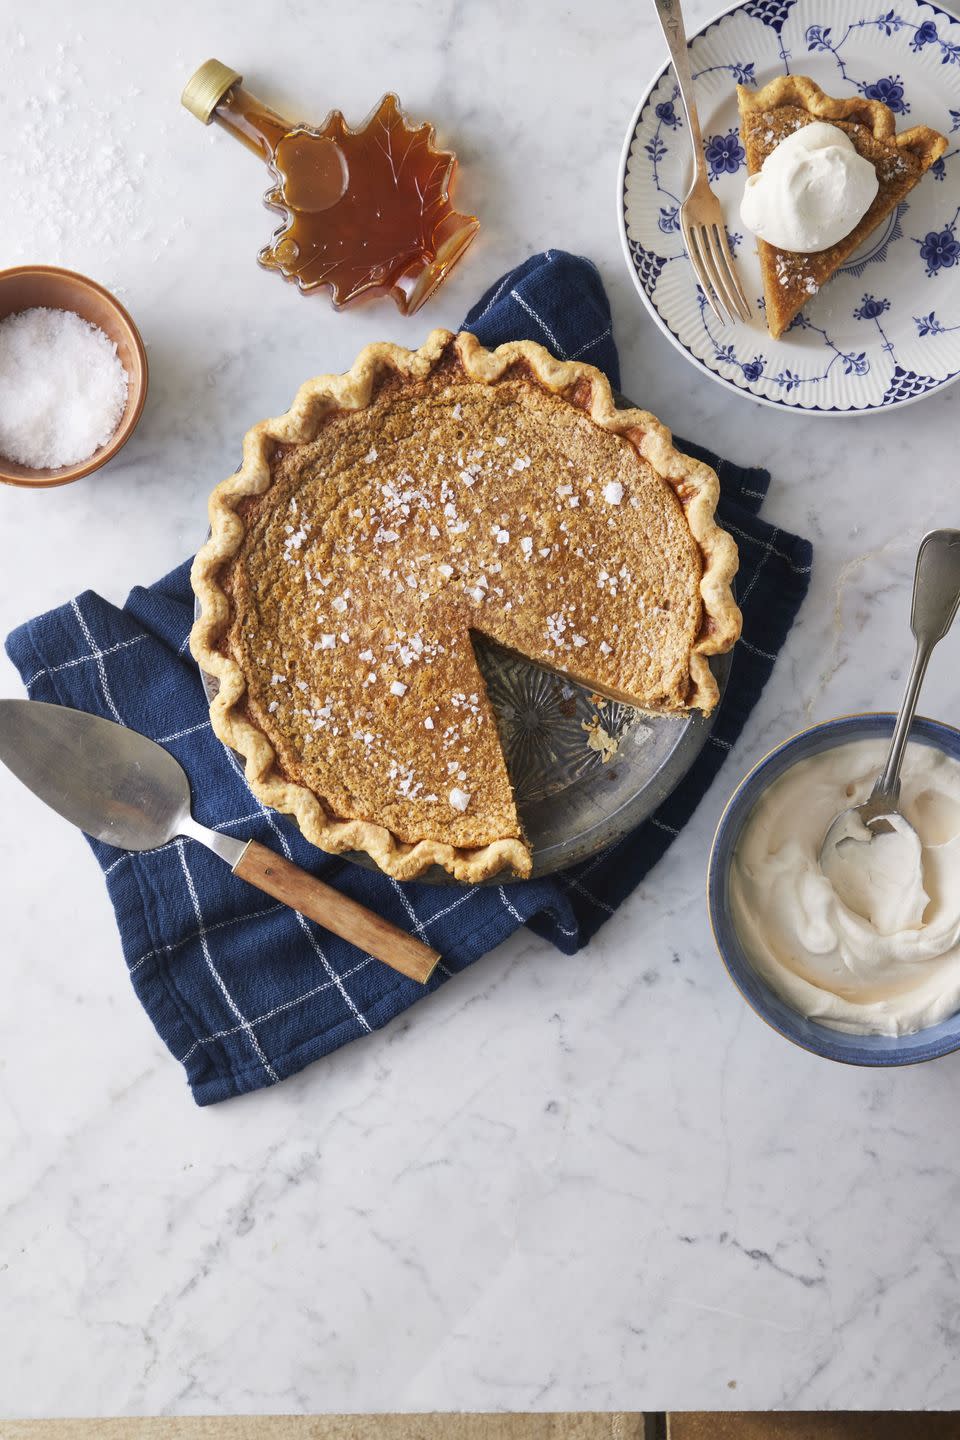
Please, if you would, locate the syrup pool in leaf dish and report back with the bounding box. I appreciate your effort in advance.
[181,60,479,315]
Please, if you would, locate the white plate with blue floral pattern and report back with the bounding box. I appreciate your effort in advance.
[618,0,960,413]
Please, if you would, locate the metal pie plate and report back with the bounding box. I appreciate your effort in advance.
[195,399,733,885]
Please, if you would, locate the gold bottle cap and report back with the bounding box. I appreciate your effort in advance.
[181,60,242,124]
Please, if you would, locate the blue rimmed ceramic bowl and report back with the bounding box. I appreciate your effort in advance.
[708,712,960,1066]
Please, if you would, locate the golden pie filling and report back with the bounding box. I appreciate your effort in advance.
[193,332,741,880]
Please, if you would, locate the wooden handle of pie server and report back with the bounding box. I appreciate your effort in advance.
[233,840,440,985]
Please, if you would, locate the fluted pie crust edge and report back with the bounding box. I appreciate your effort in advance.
[738,74,949,156]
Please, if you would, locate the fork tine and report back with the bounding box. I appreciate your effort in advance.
[706,221,751,322]
[690,224,728,324]
[701,223,745,324]
[685,223,729,324]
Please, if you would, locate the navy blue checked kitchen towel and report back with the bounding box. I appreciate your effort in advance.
[5,250,812,1105]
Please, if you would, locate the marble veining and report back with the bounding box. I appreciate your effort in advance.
[2,0,960,1418]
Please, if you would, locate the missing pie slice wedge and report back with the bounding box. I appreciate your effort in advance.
[191,330,741,882]
[738,75,948,339]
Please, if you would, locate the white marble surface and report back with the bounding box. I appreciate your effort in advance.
[3,0,960,1419]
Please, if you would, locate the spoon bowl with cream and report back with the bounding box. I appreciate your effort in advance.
[818,530,960,921]
[709,714,960,1066]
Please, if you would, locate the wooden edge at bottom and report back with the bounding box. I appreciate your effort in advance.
[0,1414,648,1440]
[7,1417,956,1439]
[667,1414,960,1440]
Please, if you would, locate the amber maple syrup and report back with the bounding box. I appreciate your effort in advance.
[182,61,479,314]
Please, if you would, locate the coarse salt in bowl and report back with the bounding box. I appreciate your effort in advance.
[0,308,128,469]
[0,266,148,488]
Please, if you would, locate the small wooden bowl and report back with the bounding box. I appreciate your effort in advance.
[0,266,148,489]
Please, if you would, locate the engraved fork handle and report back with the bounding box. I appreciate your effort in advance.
[871,529,960,806]
[652,0,708,184]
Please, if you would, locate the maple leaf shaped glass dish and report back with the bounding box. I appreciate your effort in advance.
[182,61,480,314]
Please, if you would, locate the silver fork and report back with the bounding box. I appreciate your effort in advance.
[652,0,751,324]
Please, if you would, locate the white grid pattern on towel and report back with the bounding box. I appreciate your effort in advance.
[509,290,568,359]
[569,326,611,360]
[24,634,146,691]
[177,840,279,1083]
[723,522,812,577]
[177,954,374,1066]
[222,747,374,1037]
[129,902,284,975]
[69,598,125,723]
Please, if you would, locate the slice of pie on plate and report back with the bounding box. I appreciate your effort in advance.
[191,330,741,882]
[738,75,948,339]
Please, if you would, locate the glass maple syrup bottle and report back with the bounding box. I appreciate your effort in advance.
[181,60,479,315]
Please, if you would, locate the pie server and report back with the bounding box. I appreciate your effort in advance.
[0,699,440,985]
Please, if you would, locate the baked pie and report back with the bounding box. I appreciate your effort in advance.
[738,76,948,339]
[191,330,740,881]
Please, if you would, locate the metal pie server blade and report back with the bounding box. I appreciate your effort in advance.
[0,699,439,984]
[0,698,237,857]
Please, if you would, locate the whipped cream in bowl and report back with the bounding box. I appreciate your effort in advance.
[708,714,960,1065]
[740,120,879,253]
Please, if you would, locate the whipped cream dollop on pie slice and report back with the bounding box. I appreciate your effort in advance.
[738,76,947,340]
[191,330,740,881]
[740,120,879,254]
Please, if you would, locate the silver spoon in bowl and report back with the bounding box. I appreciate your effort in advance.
[819,529,960,907]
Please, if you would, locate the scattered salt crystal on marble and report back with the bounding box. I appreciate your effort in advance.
[448,787,471,812]
[6,45,157,263]
[0,307,128,468]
